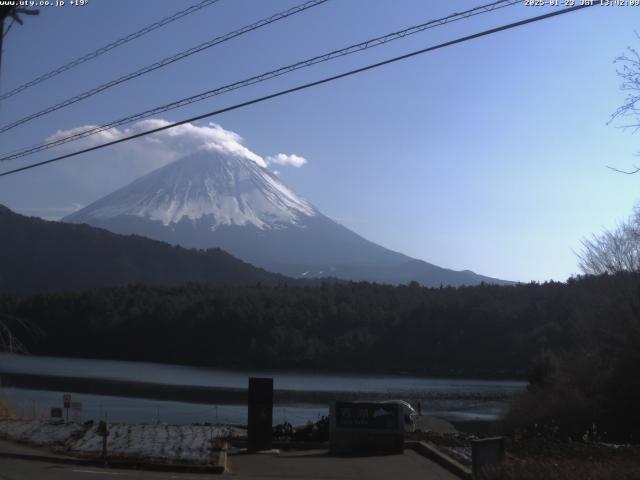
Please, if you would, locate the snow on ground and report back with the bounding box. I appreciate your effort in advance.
[0,419,244,464]
[442,445,472,464]
[0,419,85,446]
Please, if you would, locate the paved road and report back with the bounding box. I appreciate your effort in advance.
[0,450,458,480]
[228,449,458,480]
[0,458,219,480]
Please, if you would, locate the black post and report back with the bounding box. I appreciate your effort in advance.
[97,420,109,467]
[63,394,70,423]
[247,377,273,451]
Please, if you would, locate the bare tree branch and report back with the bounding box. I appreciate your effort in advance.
[607,165,640,175]
[606,35,640,172]
[578,206,640,275]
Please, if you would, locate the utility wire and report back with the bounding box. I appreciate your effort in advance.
[0,0,520,162]
[0,3,596,179]
[2,18,14,38]
[0,0,329,135]
[0,0,223,101]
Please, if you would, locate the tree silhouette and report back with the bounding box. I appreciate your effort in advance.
[608,39,640,174]
[577,206,640,274]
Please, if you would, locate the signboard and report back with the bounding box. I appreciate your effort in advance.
[247,377,273,451]
[71,402,82,422]
[50,407,63,419]
[335,402,399,430]
[330,401,404,455]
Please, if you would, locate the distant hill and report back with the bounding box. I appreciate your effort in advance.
[0,205,294,293]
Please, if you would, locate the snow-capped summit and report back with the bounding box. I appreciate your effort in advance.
[66,150,316,230]
[65,150,512,287]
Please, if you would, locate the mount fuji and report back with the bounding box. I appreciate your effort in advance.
[65,150,511,287]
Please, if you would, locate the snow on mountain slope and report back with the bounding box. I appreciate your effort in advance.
[65,150,513,287]
[66,150,316,230]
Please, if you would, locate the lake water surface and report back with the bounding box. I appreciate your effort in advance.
[0,353,526,425]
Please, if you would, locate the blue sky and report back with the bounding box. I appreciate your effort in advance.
[0,0,639,283]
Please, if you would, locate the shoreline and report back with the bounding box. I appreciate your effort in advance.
[0,352,527,383]
[0,372,514,406]
[450,419,498,436]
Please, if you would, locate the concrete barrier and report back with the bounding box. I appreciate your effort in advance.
[472,437,504,479]
[406,441,472,479]
[329,401,404,455]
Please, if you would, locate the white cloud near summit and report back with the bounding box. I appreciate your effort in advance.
[131,120,268,168]
[47,119,307,172]
[265,153,308,168]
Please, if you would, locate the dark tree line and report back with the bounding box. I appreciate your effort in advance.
[0,205,295,293]
[0,275,631,378]
[501,272,640,442]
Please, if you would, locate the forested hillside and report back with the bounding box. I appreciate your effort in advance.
[0,205,294,292]
[2,274,634,379]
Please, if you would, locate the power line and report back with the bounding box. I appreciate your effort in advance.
[0,0,329,135]
[2,18,14,38]
[0,0,520,163]
[0,0,223,101]
[0,3,596,179]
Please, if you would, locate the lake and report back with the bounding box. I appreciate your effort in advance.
[0,353,525,425]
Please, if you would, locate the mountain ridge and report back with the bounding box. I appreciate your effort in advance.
[0,204,297,293]
[66,151,316,230]
[65,150,513,287]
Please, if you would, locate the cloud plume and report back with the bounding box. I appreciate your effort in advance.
[44,119,308,196]
[48,120,272,168]
[266,153,308,168]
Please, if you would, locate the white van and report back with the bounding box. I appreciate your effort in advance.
[381,400,417,433]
